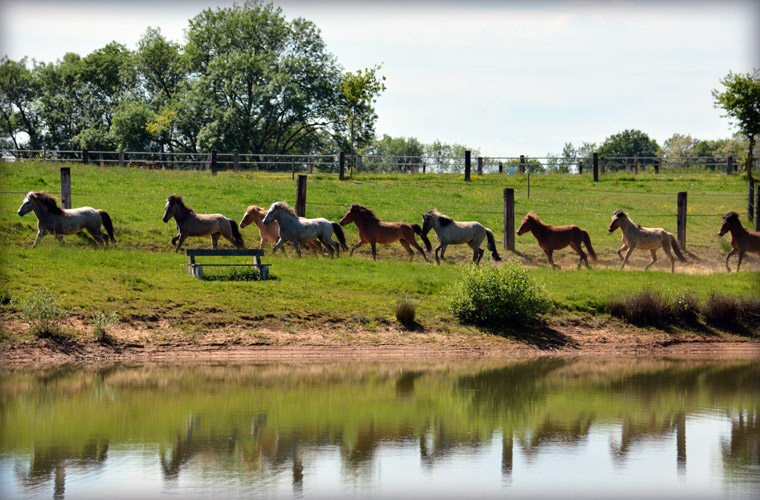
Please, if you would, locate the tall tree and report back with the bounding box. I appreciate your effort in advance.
[0,57,41,149]
[597,129,659,171]
[712,69,760,178]
[339,65,386,171]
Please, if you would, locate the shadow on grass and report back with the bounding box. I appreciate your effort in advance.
[480,321,579,351]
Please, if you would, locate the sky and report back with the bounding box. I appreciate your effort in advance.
[1,0,758,157]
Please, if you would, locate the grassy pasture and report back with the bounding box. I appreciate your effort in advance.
[0,161,757,336]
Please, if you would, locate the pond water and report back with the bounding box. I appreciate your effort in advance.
[0,358,758,500]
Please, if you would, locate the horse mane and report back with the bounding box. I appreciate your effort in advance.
[427,209,454,227]
[272,201,297,217]
[723,211,740,220]
[33,191,64,214]
[168,194,195,214]
[525,211,540,221]
[351,204,380,222]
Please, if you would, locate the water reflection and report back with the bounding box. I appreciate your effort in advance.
[1,359,758,499]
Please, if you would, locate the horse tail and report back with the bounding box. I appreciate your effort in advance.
[485,229,502,261]
[228,218,245,248]
[331,222,348,251]
[98,210,116,243]
[669,233,686,262]
[582,229,597,261]
[412,223,433,253]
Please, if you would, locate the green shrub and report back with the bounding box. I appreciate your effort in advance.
[395,296,417,327]
[445,261,550,328]
[16,287,70,337]
[702,294,760,334]
[92,309,119,342]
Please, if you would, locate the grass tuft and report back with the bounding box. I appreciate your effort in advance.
[395,296,417,327]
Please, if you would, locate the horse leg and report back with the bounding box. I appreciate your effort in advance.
[370,242,377,261]
[31,230,45,248]
[439,245,448,264]
[620,246,635,270]
[175,234,188,252]
[434,244,443,265]
[644,249,658,271]
[545,249,558,270]
[271,238,286,255]
[293,241,302,258]
[408,239,429,262]
[569,241,587,269]
[725,248,737,272]
[350,240,367,257]
[475,248,484,265]
[211,233,220,249]
[660,244,676,273]
[617,244,628,261]
[399,239,415,262]
[736,250,745,272]
[172,233,180,246]
[318,237,335,258]
[55,232,65,245]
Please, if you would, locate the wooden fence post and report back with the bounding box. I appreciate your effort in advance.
[339,152,345,180]
[296,174,307,217]
[356,155,362,174]
[477,157,483,175]
[600,157,606,174]
[233,153,239,172]
[423,163,426,174]
[82,149,89,164]
[634,155,639,174]
[60,167,71,209]
[593,152,599,182]
[654,159,659,174]
[750,179,755,222]
[726,156,733,175]
[210,150,217,176]
[503,188,515,251]
[756,187,760,231]
[677,191,687,250]
[519,155,525,174]
[498,162,503,174]
[578,160,583,175]
[307,155,313,174]
[464,151,471,182]
[118,151,125,167]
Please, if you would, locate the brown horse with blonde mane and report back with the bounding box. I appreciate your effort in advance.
[517,212,596,269]
[239,205,323,256]
[17,191,116,247]
[162,194,244,252]
[340,204,431,261]
[718,211,760,272]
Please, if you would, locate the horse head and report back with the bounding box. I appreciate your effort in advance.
[17,191,36,216]
[421,210,438,235]
[719,211,740,237]
[264,202,294,225]
[517,212,537,236]
[240,205,265,229]
[608,210,627,233]
[162,197,176,223]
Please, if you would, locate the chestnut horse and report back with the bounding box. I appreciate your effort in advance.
[608,209,685,272]
[340,204,431,261]
[718,211,760,272]
[239,205,323,256]
[162,194,244,252]
[517,212,596,269]
[17,191,116,247]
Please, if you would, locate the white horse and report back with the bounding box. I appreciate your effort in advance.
[608,209,686,272]
[421,209,501,265]
[262,201,347,258]
[17,191,116,247]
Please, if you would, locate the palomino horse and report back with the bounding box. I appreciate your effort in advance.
[262,201,347,258]
[340,204,430,261]
[517,212,597,269]
[421,209,500,265]
[718,211,760,272]
[17,191,116,247]
[608,209,685,272]
[162,194,244,252]
[239,205,323,256]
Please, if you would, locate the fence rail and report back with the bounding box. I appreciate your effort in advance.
[0,148,746,176]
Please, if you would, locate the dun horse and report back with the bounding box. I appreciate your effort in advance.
[162,194,244,252]
[421,209,500,265]
[517,212,596,269]
[239,205,322,255]
[608,209,685,272]
[17,191,115,247]
[718,211,760,272]
[262,201,347,258]
[340,204,430,261]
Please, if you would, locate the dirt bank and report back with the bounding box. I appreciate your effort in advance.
[1,316,758,364]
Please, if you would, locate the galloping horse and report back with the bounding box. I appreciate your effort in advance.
[239,205,323,255]
[262,201,347,258]
[162,194,244,252]
[718,211,760,272]
[340,204,430,261]
[608,209,685,272]
[517,212,597,269]
[17,191,116,247]
[421,209,500,265]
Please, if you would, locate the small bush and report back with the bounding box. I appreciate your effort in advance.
[607,290,671,326]
[16,287,70,337]
[702,294,760,334]
[92,309,119,342]
[445,261,550,328]
[396,296,417,327]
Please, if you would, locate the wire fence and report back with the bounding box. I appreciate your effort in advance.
[0,148,746,175]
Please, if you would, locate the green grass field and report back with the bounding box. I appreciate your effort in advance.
[0,161,758,336]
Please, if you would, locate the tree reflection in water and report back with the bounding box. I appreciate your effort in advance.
[1,359,757,499]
